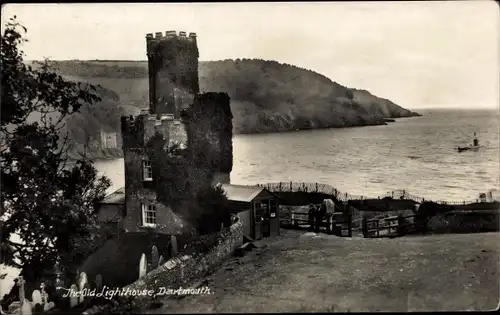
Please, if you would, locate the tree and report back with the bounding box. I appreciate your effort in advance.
[0,16,111,292]
[189,185,232,235]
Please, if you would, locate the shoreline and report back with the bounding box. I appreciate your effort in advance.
[73,115,422,162]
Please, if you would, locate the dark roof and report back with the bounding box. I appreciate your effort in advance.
[100,187,125,204]
[220,184,267,203]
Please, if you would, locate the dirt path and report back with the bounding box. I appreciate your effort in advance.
[140,230,499,313]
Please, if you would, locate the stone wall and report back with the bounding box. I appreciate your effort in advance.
[121,114,179,149]
[122,149,190,234]
[115,219,243,309]
[122,187,189,234]
[146,31,200,116]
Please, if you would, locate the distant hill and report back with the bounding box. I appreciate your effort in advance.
[28,59,420,158]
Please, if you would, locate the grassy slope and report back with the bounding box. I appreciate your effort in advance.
[28,60,420,158]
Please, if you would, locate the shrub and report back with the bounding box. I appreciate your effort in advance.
[186,185,232,235]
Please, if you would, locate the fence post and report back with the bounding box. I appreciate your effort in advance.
[397,213,404,235]
[376,220,379,237]
[316,183,318,193]
[422,214,428,234]
[279,182,282,192]
[290,181,292,191]
[362,217,367,238]
[348,213,352,237]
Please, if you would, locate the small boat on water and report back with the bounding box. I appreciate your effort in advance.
[457,132,482,153]
[457,145,482,153]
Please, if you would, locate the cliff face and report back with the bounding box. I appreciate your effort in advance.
[350,89,420,119]
[198,59,420,134]
[29,59,420,159]
[227,87,420,134]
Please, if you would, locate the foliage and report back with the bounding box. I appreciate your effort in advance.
[145,132,190,209]
[143,130,230,234]
[0,16,111,290]
[186,185,232,235]
[187,93,233,173]
[27,62,130,159]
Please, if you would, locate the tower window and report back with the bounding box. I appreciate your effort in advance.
[141,204,157,227]
[142,160,153,181]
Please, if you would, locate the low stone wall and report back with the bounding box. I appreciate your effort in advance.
[108,219,243,310]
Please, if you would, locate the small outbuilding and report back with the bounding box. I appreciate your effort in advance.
[96,187,125,231]
[219,184,280,240]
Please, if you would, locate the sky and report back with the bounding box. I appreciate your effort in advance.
[2,1,499,110]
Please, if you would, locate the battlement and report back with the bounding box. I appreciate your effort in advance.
[146,31,197,41]
[122,113,183,149]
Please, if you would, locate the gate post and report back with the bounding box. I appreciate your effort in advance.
[348,213,352,237]
[362,217,367,238]
[397,213,404,235]
[326,216,333,234]
[291,213,296,227]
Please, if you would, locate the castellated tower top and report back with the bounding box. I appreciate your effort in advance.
[146,31,197,41]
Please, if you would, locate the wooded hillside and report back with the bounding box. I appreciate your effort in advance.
[29,59,420,157]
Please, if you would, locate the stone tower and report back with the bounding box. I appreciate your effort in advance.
[120,31,232,235]
[146,31,199,118]
[119,30,198,234]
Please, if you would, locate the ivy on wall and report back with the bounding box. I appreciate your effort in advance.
[150,38,200,95]
[187,92,233,174]
[121,115,144,149]
[144,130,231,234]
[145,131,189,209]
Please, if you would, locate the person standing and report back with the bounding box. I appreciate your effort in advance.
[473,132,479,147]
[315,204,326,233]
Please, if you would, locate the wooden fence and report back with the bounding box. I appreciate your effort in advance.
[286,211,352,237]
[255,182,364,202]
[256,182,494,205]
[362,213,421,238]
